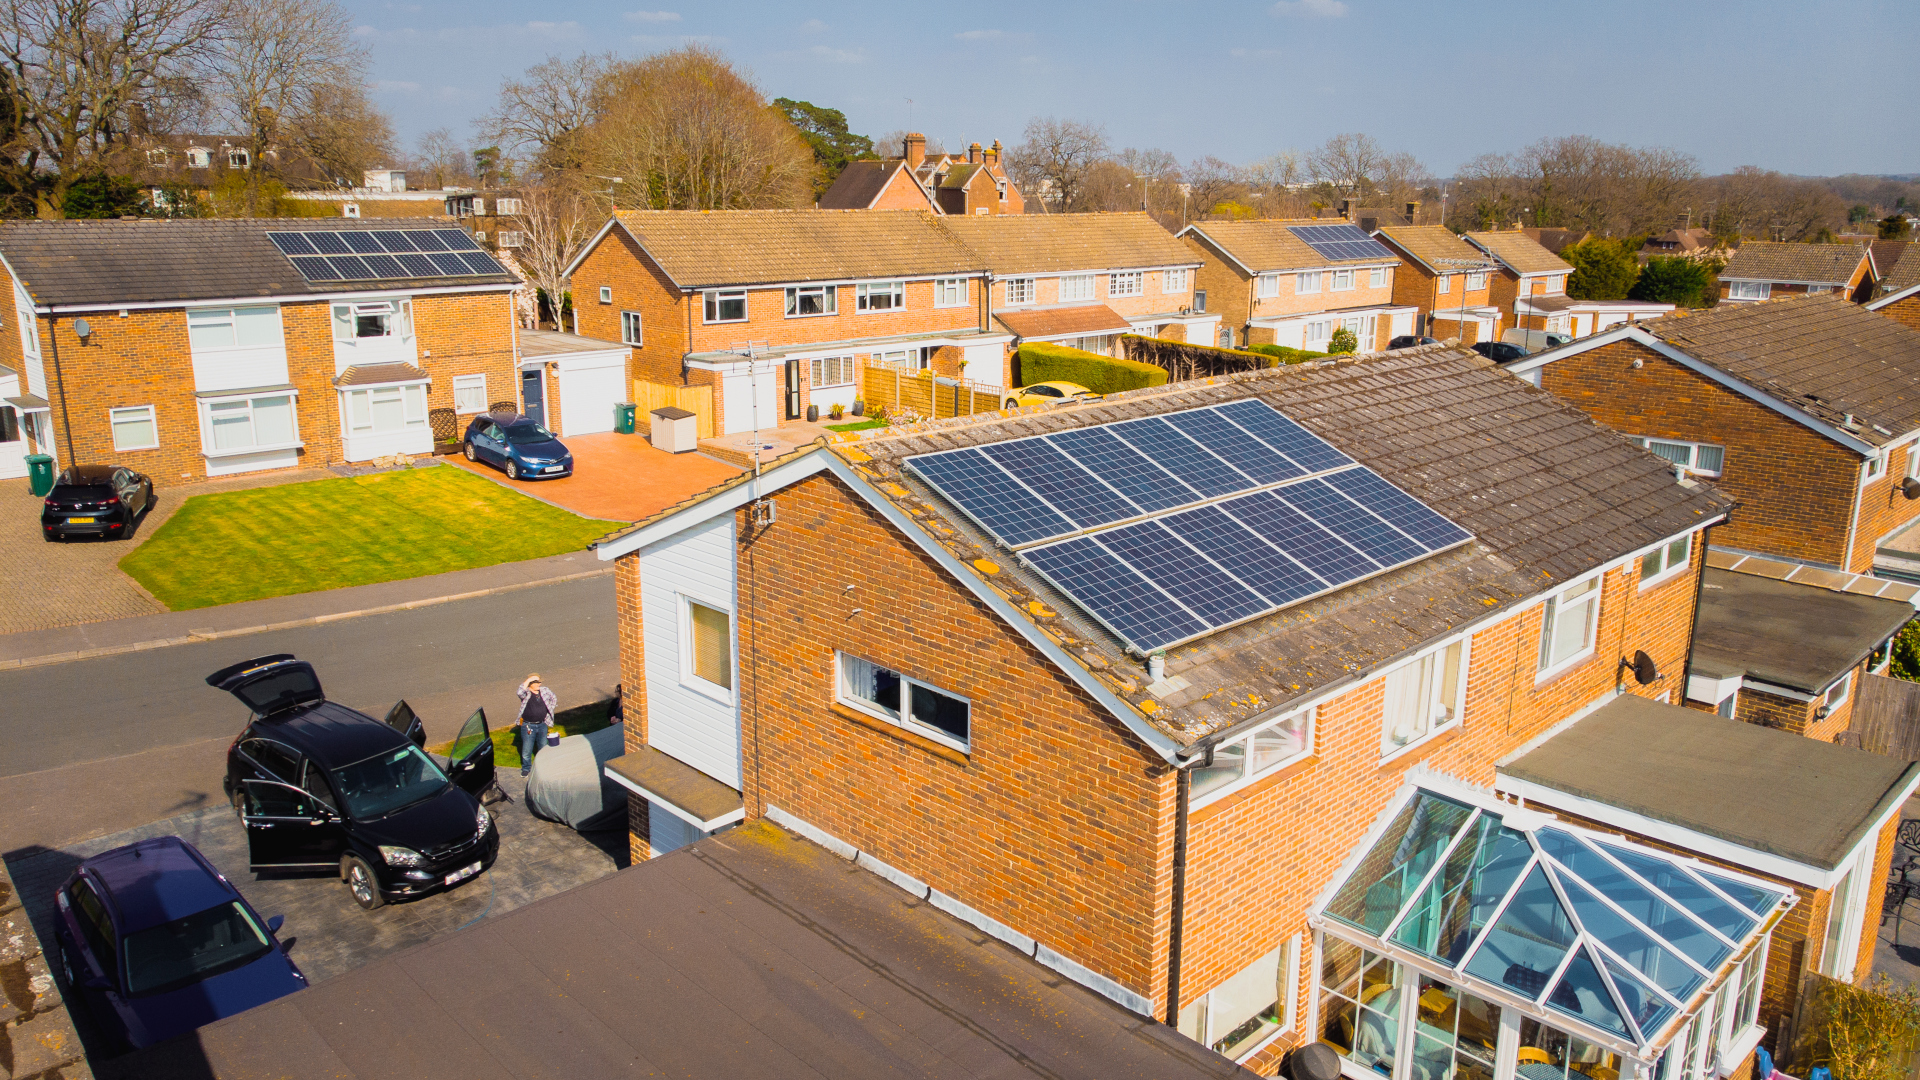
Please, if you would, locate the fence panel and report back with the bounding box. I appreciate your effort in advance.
[1848,673,1920,761]
[858,367,999,420]
[632,380,714,439]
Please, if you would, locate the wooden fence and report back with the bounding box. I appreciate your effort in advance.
[858,366,1001,420]
[1121,334,1277,381]
[632,380,714,439]
[1844,673,1920,760]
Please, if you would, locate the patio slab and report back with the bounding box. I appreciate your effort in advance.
[447,431,740,522]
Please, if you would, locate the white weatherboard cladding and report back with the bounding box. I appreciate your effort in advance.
[189,306,289,392]
[640,515,741,788]
[554,350,626,436]
[14,281,43,396]
[0,369,23,479]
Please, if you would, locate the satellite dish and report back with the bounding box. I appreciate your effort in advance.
[1901,477,1920,501]
[1630,650,1660,686]
[72,317,91,340]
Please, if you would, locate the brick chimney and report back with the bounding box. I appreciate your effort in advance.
[1338,198,1354,218]
[968,142,982,164]
[1405,201,1419,223]
[904,133,926,169]
[988,140,1002,166]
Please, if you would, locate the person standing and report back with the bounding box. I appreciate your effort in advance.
[516,674,557,777]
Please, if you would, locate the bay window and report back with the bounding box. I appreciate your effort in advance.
[1381,639,1466,756]
[344,383,426,437]
[200,392,298,454]
[836,652,969,750]
[1537,577,1602,675]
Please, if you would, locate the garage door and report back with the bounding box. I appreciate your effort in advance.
[720,365,781,435]
[557,355,626,436]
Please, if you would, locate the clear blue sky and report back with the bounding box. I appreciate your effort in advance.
[346,0,1916,178]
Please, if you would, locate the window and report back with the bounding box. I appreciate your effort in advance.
[1109,271,1142,297]
[810,355,854,388]
[1410,976,1501,1080]
[496,197,522,215]
[785,284,837,317]
[1866,452,1886,480]
[855,281,904,312]
[1058,274,1095,303]
[1191,707,1314,803]
[1331,269,1355,291]
[1437,274,1452,294]
[598,285,613,305]
[69,880,118,979]
[1319,937,1400,1074]
[1466,272,1487,290]
[187,306,280,351]
[1538,577,1602,674]
[497,230,523,248]
[1807,285,1833,295]
[473,231,487,243]
[1823,670,1853,714]
[1380,640,1466,756]
[687,601,732,693]
[703,289,747,323]
[1728,281,1770,300]
[110,405,158,451]
[228,149,249,169]
[1639,533,1692,585]
[1194,289,1207,312]
[621,310,643,346]
[342,203,360,218]
[837,652,970,750]
[1516,1016,1623,1080]
[1005,277,1034,305]
[1732,940,1767,1037]
[1628,436,1725,477]
[1369,267,1388,288]
[472,198,486,215]
[331,300,410,343]
[1294,271,1320,295]
[452,374,487,414]
[1179,935,1302,1061]
[1258,274,1281,299]
[187,147,211,167]
[1304,319,1333,345]
[933,277,968,307]
[204,393,296,452]
[1872,637,1895,674]
[344,383,427,435]
[1164,268,1189,293]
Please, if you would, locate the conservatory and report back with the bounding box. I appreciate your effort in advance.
[1308,785,1794,1080]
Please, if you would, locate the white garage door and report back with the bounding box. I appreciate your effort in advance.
[556,355,626,436]
[720,365,781,435]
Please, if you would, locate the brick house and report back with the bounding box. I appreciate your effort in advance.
[1866,257,1920,332]
[1373,226,1504,344]
[819,134,1025,216]
[563,209,1006,435]
[941,213,1214,368]
[1176,220,1417,350]
[1717,242,1876,304]
[1465,229,1672,339]
[0,219,518,484]
[575,341,1920,1079]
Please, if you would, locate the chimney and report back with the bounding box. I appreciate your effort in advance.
[1405,201,1419,223]
[968,142,982,164]
[1359,216,1378,233]
[904,133,926,169]
[1339,198,1354,219]
[989,139,1002,165]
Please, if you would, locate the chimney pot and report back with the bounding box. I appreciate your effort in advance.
[968,142,982,164]
[904,132,926,169]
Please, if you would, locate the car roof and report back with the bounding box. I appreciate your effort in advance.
[83,837,236,933]
[254,700,409,771]
[56,464,117,483]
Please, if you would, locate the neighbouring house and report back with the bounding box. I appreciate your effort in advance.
[1466,229,1673,339]
[1522,227,1592,256]
[1372,225,1504,344]
[1871,241,1911,294]
[514,328,632,438]
[0,218,519,483]
[819,134,1025,216]
[1866,248,1920,332]
[1717,241,1876,304]
[1642,227,1718,257]
[1335,199,1426,231]
[941,212,1213,364]
[563,209,1005,435]
[1176,219,1417,350]
[283,170,461,221]
[582,341,1920,1078]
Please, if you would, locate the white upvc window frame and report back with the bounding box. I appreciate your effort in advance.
[835,651,970,753]
[1368,267,1388,288]
[1823,669,1854,713]
[1164,267,1190,294]
[331,298,412,346]
[702,289,747,324]
[1058,274,1096,303]
[598,285,613,304]
[186,304,282,352]
[1190,706,1316,808]
[1330,268,1356,292]
[1436,274,1452,295]
[1004,277,1035,306]
[855,280,906,312]
[784,283,838,317]
[1465,272,1488,291]
[1536,574,1604,680]
[1304,319,1333,347]
[452,374,487,414]
[1638,532,1693,589]
[1109,271,1143,298]
[496,197,522,215]
[679,593,735,704]
[621,310,643,346]
[1181,932,1302,1063]
[1727,281,1771,301]
[933,277,968,308]
[1628,436,1725,478]
[809,354,854,389]
[342,381,427,436]
[109,405,159,451]
[497,230,524,248]
[202,390,301,456]
[186,146,210,167]
[1865,451,1886,481]
[1378,636,1470,761]
[1293,271,1320,295]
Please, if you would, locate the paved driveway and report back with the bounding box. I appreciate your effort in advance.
[447,431,740,522]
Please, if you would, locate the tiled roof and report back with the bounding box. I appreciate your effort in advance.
[942,212,1196,274]
[613,209,982,289]
[1720,241,1869,285]
[1643,292,1920,445]
[334,362,429,387]
[835,346,1731,744]
[817,160,913,210]
[1180,219,1391,273]
[996,304,1132,339]
[1466,230,1575,276]
[1876,243,1920,297]
[940,162,985,190]
[0,218,518,307]
[1522,228,1590,255]
[1374,225,1498,274]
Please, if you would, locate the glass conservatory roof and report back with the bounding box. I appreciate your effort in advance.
[1316,789,1792,1050]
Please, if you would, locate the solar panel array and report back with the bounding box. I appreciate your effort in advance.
[1288,222,1398,263]
[904,400,1473,653]
[266,229,506,283]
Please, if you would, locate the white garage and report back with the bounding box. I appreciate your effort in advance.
[520,330,631,437]
[719,362,781,435]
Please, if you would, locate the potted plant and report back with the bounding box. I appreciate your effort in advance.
[828,404,844,421]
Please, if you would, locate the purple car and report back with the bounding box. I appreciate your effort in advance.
[52,836,307,1055]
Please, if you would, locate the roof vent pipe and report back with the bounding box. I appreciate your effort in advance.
[1147,652,1166,683]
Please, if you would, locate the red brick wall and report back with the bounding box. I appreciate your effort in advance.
[570,226,691,391]
[1876,293,1920,333]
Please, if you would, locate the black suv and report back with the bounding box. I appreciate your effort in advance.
[41,464,154,541]
[211,655,499,910]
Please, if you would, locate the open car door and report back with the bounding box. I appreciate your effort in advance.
[446,708,496,797]
[241,779,347,871]
[383,700,428,749]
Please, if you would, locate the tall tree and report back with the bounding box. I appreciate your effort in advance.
[288,79,393,186]
[411,127,471,189]
[478,51,614,175]
[1003,117,1107,212]
[1563,238,1641,300]
[510,178,595,329]
[772,97,872,196]
[206,0,365,211]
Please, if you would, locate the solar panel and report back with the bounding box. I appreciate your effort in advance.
[428,253,472,275]
[979,439,1137,530]
[1275,479,1428,568]
[1220,491,1379,587]
[1163,408,1304,486]
[1160,504,1326,606]
[1043,427,1198,514]
[342,232,384,254]
[1095,521,1268,628]
[371,230,418,252]
[906,448,1074,547]
[1214,399,1354,473]
[460,251,505,275]
[1108,417,1251,498]
[289,255,341,280]
[328,255,377,279]
[408,230,450,251]
[266,229,507,284]
[394,253,440,278]
[1022,538,1209,652]
[436,229,481,251]
[362,254,406,278]
[268,232,317,256]
[1288,223,1397,263]
[306,231,351,255]
[1322,469,1472,551]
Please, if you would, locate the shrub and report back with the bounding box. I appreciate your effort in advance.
[1327,327,1358,355]
[1564,238,1642,300]
[1248,344,1329,365]
[1820,974,1920,1080]
[1015,342,1169,395]
[1631,256,1714,307]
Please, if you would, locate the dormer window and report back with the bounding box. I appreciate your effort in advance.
[187,147,211,168]
[146,148,169,165]
[229,149,250,169]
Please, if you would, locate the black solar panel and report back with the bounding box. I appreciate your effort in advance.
[1095,521,1268,628]
[908,447,1074,547]
[1274,479,1427,568]
[1216,400,1354,473]
[980,439,1137,530]
[327,255,376,279]
[307,232,351,255]
[1322,469,1472,551]
[1163,408,1304,485]
[289,255,341,280]
[370,230,418,252]
[1108,417,1251,498]
[1022,538,1209,652]
[394,253,440,278]
[266,228,506,284]
[1221,491,1379,587]
[408,230,449,252]
[436,229,481,251]
[428,253,471,275]
[460,251,504,275]
[1288,223,1397,263]
[1044,427,1198,513]
[269,232,317,256]
[1160,504,1326,606]
[342,232,384,254]
[362,254,406,278]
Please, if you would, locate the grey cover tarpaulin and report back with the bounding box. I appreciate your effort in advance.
[525,722,627,829]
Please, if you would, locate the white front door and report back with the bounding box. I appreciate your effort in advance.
[720,364,781,436]
[556,354,626,436]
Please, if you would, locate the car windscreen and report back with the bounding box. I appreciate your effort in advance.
[122,902,273,997]
[504,423,556,445]
[227,667,324,716]
[331,744,448,819]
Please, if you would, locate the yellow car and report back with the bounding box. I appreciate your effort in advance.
[1002,381,1094,409]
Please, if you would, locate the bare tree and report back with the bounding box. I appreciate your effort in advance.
[478,51,613,175]
[205,0,365,211]
[410,126,472,189]
[1306,132,1386,199]
[1244,151,1308,218]
[0,0,228,216]
[513,177,594,328]
[288,78,393,185]
[1451,151,1527,230]
[871,129,945,159]
[1182,155,1245,219]
[1003,116,1108,212]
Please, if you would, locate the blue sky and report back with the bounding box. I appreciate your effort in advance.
[346,0,1917,178]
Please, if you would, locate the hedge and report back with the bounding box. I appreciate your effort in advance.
[1248,344,1329,365]
[1015,342,1169,395]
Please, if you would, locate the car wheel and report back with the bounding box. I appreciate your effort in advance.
[504,460,519,480]
[342,855,384,911]
[463,441,477,461]
[43,530,57,542]
[1004,398,1017,409]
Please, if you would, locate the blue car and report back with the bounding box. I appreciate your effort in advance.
[462,411,573,480]
[53,836,307,1055]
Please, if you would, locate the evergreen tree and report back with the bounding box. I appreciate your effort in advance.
[1564,238,1641,300]
[772,98,874,197]
[1631,256,1712,307]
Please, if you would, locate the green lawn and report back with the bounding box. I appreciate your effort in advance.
[826,418,887,432]
[120,467,620,610]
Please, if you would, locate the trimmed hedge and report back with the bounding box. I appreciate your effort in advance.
[1248,344,1329,365]
[1015,341,1169,395]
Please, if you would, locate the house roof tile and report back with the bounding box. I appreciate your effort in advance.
[1374,225,1499,274]
[1876,243,1920,297]
[1466,230,1576,276]
[612,209,982,289]
[817,159,911,210]
[941,212,1196,274]
[1720,241,1870,285]
[334,362,429,387]
[996,304,1132,339]
[1180,219,1393,274]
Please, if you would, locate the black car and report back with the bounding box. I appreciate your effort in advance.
[1471,341,1531,363]
[461,412,573,481]
[210,655,499,911]
[41,464,154,541]
[1388,335,1441,349]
